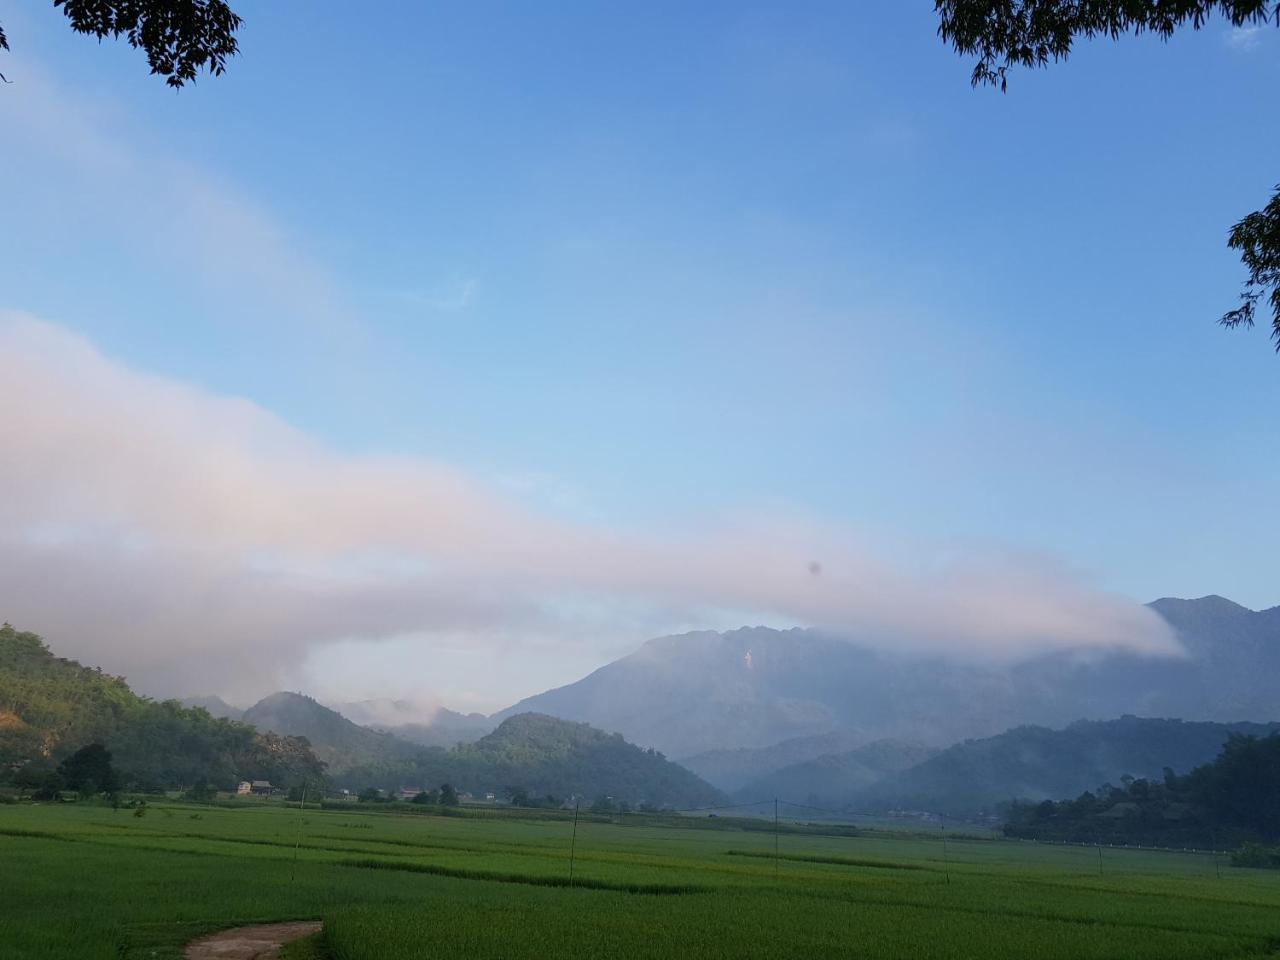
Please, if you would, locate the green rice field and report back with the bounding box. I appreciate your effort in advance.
[3,799,1279,959]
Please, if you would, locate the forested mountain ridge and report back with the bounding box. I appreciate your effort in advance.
[454,713,724,807]
[0,624,324,792]
[852,716,1280,819]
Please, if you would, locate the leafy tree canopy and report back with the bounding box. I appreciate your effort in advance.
[58,742,119,796]
[0,0,242,87]
[935,1,1280,347]
[1005,732,1280,846]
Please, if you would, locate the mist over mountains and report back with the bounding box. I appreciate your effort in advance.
[159,593,1280,815]
[496,596,1280,767]
[335,700,493,749]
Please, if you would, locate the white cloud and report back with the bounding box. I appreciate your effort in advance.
[1226,26,1266,52]
[0,313,1180,706]
[0,53,352,337]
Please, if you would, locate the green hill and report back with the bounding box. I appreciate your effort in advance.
[0,624,324,792]
[450,713,726,807]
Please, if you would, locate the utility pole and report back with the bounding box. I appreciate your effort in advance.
[941,813,950,886]
[774,798,779,879]
[290,781,307,884]
[568,796,581,886]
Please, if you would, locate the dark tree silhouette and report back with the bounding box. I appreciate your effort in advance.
[936,1,1280,349]
[0,0,242,87]
[57,742,119,796]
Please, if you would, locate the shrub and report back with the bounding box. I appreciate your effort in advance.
[1231,843,1280,869]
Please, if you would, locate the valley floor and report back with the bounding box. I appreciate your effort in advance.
[2,800,1279,959]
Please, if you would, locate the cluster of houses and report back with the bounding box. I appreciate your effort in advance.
[232,782,584,806]
[393,786,489,802]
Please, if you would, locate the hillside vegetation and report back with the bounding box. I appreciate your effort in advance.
[0,624,324,792]
[455,713,724,806]
[854,716,1280,818]
[1004,732,1280,847]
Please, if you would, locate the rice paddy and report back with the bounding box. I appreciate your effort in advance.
[3,799,1279,959]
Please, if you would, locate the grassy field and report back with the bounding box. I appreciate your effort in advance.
[3,799,1280,959]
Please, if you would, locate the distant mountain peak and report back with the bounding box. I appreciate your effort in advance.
[1148,594,1254,614]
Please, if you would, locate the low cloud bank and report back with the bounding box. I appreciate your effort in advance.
[0,314,1180,703]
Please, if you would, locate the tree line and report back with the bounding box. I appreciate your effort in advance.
[1004,733,1280,858]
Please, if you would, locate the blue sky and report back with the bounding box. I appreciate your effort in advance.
[1,3,1276,708]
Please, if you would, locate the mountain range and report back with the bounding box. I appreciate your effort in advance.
[232,690,722,807]
[24,592,1274,816]
[11,592,1280,817]
[495,596,1280,773]
[198,594,1280,807]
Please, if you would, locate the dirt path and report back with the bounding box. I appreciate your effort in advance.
[184,920,322,959]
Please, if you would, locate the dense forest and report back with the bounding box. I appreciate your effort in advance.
[0,624,325,794]
[1004,733,1280,848]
